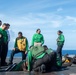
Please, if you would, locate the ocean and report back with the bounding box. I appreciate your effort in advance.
[7,50,76,58]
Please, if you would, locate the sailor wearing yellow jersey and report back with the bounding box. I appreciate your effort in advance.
[9,32,28,64]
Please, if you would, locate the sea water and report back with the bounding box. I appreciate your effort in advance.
[7,50,76,58]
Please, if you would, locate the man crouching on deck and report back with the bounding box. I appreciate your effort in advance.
[9,32,28,65]
[27,45,57,73]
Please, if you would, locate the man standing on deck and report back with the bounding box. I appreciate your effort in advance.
[31,29,44,46]
[9,32,28,64]
[56,30,65,63]
[0,23,8,66]
[5,23,10,64]
[0,20,2,66]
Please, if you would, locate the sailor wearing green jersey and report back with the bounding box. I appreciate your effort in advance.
[27,45,57,72]
[0,20,2,66]
[31,29,44,46]
[56,30,65,62]
[0,23,8,66]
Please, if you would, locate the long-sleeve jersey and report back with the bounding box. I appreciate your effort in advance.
[27,48,53,71]
[0,28,8,44]
[57,34,65,46]
[31,33,44,46]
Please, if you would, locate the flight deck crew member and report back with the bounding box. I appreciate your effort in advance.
[31,29,44,46]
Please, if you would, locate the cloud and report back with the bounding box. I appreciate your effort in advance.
[2,0,73,15]
[15,13,63,28]
[51,20,61,28]
[57,8,63,12]
[0,13,62,28]
[0,14,5,18]
[1,13,76,30]
[72,30,76,32]
[1,13,76,49]
[66,16,76,22]
[62,16,76,26]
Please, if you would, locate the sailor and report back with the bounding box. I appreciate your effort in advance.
[31,29,44,46]
[9,32,28,64]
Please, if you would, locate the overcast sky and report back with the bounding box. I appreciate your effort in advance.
[0,0,76,50]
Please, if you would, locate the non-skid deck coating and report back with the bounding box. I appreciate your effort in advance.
[0,65,76,75]
[0,58,76,75]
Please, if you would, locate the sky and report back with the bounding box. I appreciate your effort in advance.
[0,0,76,50]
